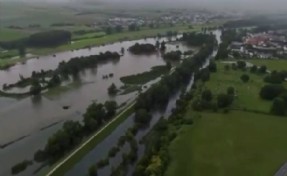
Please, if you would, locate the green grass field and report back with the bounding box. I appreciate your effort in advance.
[166,111,287,176]
[0,28,29,42]
[166,61,287,176]
[249,59,287,72]
[204,62,271,113]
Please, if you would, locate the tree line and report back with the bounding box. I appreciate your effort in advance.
[133,33,215,127]
[33,100,118,163]
[0,30,72,50]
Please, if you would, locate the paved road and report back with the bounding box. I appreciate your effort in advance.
[46,102,135,176]
[275,162,287,176]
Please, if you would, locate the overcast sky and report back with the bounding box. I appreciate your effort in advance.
[2,0,287,11]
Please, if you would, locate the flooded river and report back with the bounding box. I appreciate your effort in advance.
[0,35,193,176]
[65,30,222,176]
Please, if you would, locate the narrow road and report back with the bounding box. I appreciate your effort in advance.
[46,102,135,176]
[275,162,287,176]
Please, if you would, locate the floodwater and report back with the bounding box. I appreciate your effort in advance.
[0,35,192,176]
[65,30,222,176]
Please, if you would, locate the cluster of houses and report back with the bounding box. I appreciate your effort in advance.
[230,30,287,59]
[100,11,226,29]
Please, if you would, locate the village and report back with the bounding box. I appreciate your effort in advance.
[230,29,287,59]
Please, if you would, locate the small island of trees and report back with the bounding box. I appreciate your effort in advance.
[128,43,157,55]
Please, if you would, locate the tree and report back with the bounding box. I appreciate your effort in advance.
[160,41,166,51]
[237,61,246,69]
[217,94,233,108]
[201,89,213,102]
[224,64,230,71]
[105,26,113,35]
[115,25,123,33]
[208,61,217,72]
[240,74,250,83]
[18,45,26,57]
[250,65,258,73]
[108,83,118,95]
[258,65,267,74]
[270,97,286,116]
[89,164,98,176]
[30,79,42,95]
[260,84,285,100]
[227,87,235,96]
[134,109,151,125]
[155,40,160,48]
[104,101,117,117]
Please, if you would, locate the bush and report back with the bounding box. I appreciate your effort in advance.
[259,84,285,100]
[11,160,33,175]
[88,164,98,176]
[217,94,233,108]
[240,74,250,83]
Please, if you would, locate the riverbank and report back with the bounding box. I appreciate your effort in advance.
[45,102,135,176]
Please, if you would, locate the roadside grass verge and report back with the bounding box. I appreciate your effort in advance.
[120,65,169,85]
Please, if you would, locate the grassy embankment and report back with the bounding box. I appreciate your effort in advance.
[120,65,170,85]
[166,62,287,176]
[44,102,135,176]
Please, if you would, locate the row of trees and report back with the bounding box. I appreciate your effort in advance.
[0,30,72,50]
[33,100,117,163]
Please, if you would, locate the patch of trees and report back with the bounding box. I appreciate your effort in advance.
[259,84,286,100]
[264,71,287,84]
[128,23,140,31]
[108,83,118,95]
[0,30,72,49]
[240,74,250,83]
[163,50,182,60]
[34,100,118,163]
[11,160,33,175]
[128,43,156,55]
[27,30,71,48]
[192,87,234,112]
[182,32,215,46]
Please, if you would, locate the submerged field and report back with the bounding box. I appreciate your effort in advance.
[166,62,287,176]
